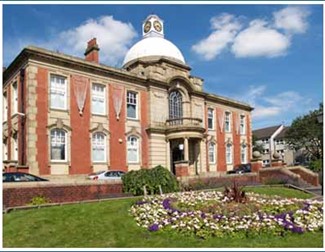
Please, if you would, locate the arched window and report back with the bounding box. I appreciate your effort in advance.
[127,135,139,163]
[208,142,216,164]
[169,90,183,120]
[226,143,233,164]
[92,132,106,162]
[50,128,67,161]
[241,144,247,164]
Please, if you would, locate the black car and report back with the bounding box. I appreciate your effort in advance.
[227,164,251,174]
[3,172,49,182]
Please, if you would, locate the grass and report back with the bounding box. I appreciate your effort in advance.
[3,186,323,248]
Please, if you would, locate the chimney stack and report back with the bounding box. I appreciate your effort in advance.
[84,38,99,63]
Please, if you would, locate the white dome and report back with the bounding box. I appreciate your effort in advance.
[123,36,185,66]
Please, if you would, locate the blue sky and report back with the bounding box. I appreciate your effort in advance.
[3,3,323,129]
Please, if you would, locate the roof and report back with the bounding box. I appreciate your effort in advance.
[253,125,282,139]
[274,126,289,140]
[123,36,185,67]
[3,46,254,112]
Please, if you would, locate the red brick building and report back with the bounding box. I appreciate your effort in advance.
[2,15,253,176]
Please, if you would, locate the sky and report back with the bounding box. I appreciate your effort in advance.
[2,3,323,129]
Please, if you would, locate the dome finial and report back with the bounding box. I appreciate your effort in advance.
[142,14,164,38]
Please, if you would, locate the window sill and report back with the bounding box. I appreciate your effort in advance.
[92,113,107,118]
[50,161,69,164]
[50,108,69,113]
[127,118,140,122]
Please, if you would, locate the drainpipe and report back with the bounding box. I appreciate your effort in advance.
[19,68,26,166]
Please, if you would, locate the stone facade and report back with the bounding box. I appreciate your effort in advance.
[3,41,253,176]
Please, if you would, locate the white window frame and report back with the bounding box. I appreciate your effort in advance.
[208,142,216,164]
[92,83,106,115]
[241,144,247,164]
[12,82,18,115]
[12,133,18,161]
[3,92,8,122]
[127,135,139,163]
[126,91,138,119]
[50,75,67,110]
[240,115,246,135]
[225,111,231,132]
[226,144,233,164]
[50,128,67,162]
[207,108,214,130]
[92,132,107,163]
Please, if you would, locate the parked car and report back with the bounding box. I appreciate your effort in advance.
[87,170,126,180]
[227,163,251,174]
[3,172,49,182]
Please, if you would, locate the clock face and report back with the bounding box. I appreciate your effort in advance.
[153,20,162,32]
[144,21,151,33]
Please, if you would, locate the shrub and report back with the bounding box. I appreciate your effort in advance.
[309,159,322,172]
[28,196,51,206]
[122,165,179,196]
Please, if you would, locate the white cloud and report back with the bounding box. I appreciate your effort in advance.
[232,85,310,123]
[4,15,137,67]
[57,16,137,65]
[253,106,282,119]
[193,6,310,60]
[273,6,310,34]
[191,13,241,60]
[264,91,303,107]
[231,19,290,58]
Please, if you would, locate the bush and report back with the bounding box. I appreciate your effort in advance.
[121,165,179,196]
[28,196,51,206]
[309,159,322,172]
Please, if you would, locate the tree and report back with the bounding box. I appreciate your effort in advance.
[252,134,264,154]
[285,103,323,165]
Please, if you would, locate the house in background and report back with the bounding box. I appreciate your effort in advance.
[253,125,295,167]
[3,14,253,177]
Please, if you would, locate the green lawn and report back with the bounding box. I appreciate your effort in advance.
[3,186,323,248]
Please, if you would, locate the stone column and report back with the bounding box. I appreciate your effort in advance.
[184,137,189,161]
[251,151,263,173]
[166,139,170,171]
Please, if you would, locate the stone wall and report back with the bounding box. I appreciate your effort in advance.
[3,181,123,208]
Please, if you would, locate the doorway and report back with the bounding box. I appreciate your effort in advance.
[170,139,184,174]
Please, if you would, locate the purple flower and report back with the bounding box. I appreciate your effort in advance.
[201,213,206,219]
[135,200,147,205]
[162,198,172,210]
[148,224,159,232]
[292,226,304,234]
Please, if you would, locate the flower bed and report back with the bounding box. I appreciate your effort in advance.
[130,190,323,239]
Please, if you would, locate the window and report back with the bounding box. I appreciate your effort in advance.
[50,75,67,110]
[3,92,8,121]
[127,91,138,119]
[50,129,67,161]
[12,82,18,115]
[208,142,215,164]
[240,115,246,134]
[12,133,18,160]
[127,135,139,163]
[169,90,183,120]
[3,140,8,160]
[207,108,214,130]
[241,145,247,164]
[92,84,106,115]
[92,132,106,162]
[226,143,232,164]
[225,112,231,132]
